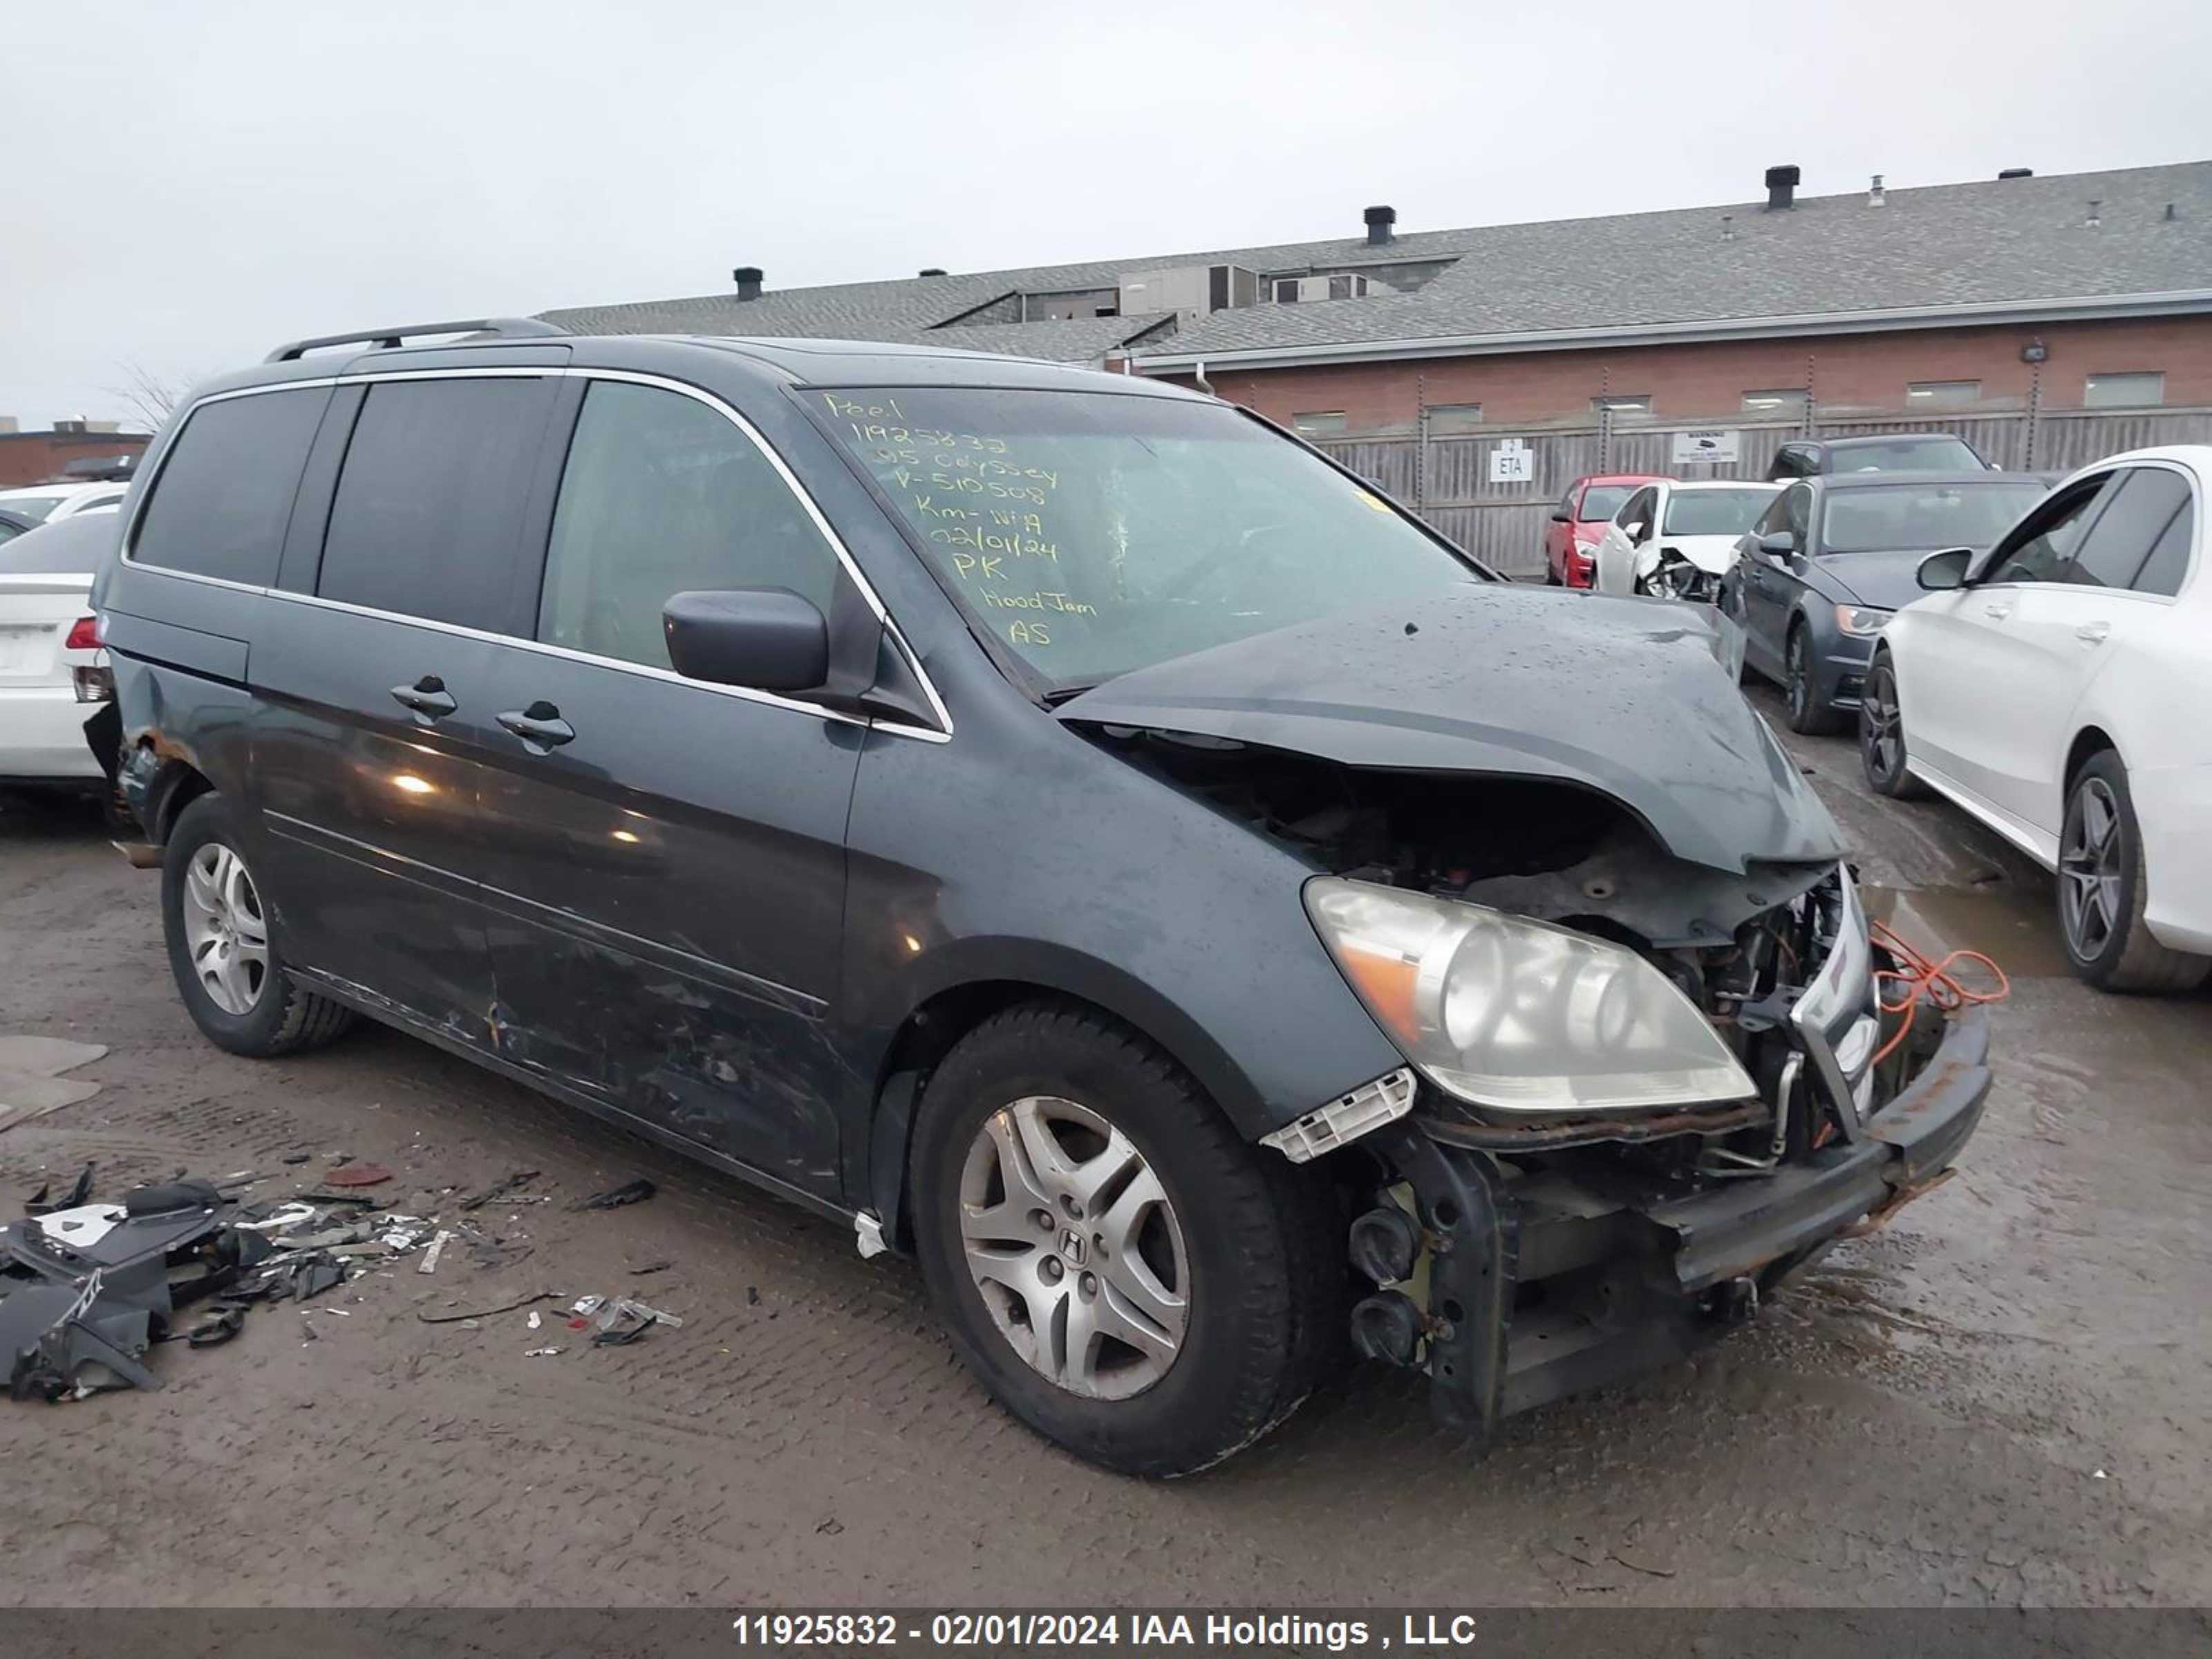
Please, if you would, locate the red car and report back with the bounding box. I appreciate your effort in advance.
[1546,474,1667,588]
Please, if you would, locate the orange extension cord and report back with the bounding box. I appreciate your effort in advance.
[1807,922,2009,1150]
[1868,919,2011,1067]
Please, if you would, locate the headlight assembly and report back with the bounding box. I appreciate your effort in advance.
[1303,877,1756,1115]
[1835,604,1892,637]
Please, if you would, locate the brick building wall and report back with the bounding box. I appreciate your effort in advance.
[0,431,151,489]
[1181,314,2212,433]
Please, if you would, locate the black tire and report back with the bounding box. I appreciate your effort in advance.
[1859,652,1931,798]
[1783,621,1846,735]
[2058,752,2210,994]
[909,1000,1341,1478]
[162,793,357,1057]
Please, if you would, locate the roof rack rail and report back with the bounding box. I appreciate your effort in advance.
[263,317,568,364]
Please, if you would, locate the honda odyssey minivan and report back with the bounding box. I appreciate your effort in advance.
[93,321,1992,1476]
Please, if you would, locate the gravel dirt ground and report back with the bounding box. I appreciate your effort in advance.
[1,685,2206,1609]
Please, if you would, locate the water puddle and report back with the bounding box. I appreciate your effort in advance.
[1862,879,2072,980]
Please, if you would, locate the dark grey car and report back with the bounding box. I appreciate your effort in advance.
[1720,471,2054,732]
[92,321,1991,1475]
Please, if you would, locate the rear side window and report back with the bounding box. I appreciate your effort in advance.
[536,381,841,672]
[2058,467,2192,589]
[131,389,326,585]
[317,378,554,631]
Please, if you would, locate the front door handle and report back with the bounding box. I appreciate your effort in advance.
[1981,601,2014,621]
[496,700,575,753]
[2074,620,2112,645]
[391,675,456,720]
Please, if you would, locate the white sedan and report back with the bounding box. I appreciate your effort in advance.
[1591,479,1780,601]
[1862,445,2209,991]
[0,511,117,789]
[0,480,131,525]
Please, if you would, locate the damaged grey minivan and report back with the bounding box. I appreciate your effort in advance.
[93,323,1991,1475]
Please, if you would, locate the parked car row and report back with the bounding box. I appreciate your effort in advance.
[1544,429,1996,591]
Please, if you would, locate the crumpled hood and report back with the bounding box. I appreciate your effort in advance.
[1651,533,1745,577]
[1815,550,1940,610]
[1056,584,1845,874]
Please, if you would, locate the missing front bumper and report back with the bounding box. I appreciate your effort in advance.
[1370,1004,1991,1437]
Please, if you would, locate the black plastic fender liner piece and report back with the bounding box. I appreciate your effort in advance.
[1369,1122,1517,1438]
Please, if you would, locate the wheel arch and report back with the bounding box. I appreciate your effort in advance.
[855,952,1277,1253]
[2065,725,2121,792]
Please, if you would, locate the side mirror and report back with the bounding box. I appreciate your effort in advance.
[1757,529,1798,559]
[662,588,829,692]
[1548,507,1572,523]
[1916,547,1973,592]
[1622,521,1645,541]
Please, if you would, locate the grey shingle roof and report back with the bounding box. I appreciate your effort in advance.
[539,160,2212,367]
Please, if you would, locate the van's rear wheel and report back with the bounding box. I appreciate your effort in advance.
[910,1002,1340,1477]
[162,794,356,1056]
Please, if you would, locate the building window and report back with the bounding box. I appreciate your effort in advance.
[2084,372,2164,409]
[1292,411,1347,436]
[1906,380,1982,407]
[1742,388,1810,414]
[1425,403,1483,433]
[1592,395,1651,414]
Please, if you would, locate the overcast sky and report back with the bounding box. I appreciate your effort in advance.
[8,0,2207,429]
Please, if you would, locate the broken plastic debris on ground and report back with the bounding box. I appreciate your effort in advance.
[0,1166,453,1400]
[3,1157,686,1398]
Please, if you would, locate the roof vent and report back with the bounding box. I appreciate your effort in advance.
[917,267,948,276]
[1868,173,1886,207]
[1998,167,2033,179]
[2164,203,2177,222]
[1363,205,1396,247]
[1764,165,1799,211]
[732,266,764,301]
[1721,214,1735,241]
[2086,200,2101,227]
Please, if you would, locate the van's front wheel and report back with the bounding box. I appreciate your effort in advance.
[910,1002,1340,1477]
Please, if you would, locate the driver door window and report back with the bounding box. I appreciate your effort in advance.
[1620,488,1656,543]
[1782,485,1811,546]
[538,381,842,671]
[1984,474,2115,585]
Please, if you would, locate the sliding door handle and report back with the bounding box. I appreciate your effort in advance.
[496,700,575,753]
[391,676,456,720]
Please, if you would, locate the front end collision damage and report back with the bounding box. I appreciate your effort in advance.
[1048,601,1985,1434]
[1316,883,1991,1438]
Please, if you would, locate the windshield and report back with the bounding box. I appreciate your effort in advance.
[816,387,1480,689]
[0,493,67,523]
[1662,489,1774,536]
[1577,485,1633,521]
[1820,482,2049,554]
[1828,437,1985,472]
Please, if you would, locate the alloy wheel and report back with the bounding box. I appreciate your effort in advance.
[958,1096,1189,1400]
[1863,664,1904,778]
[1787,633,1811,722]
[2059,777,2125,960]
[181,843,270,1015]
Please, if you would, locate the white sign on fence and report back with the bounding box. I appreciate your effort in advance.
[1670,429,1742,465]
[1488,438,1534,483]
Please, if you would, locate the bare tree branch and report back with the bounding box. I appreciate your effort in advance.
[107,363,189,433]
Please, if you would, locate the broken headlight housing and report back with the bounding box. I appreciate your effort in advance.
[1304,877,1756,1115]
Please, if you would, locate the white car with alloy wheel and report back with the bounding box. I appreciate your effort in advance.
[1591,479,1780,602]
[1862,446,2211,991]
